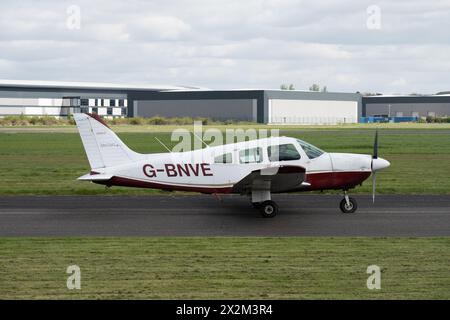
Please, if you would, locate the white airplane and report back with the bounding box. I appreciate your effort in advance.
[74,113,390,218]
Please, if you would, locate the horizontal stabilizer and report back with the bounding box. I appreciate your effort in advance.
[77,173,113,181]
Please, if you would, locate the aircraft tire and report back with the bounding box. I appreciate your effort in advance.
[340,197,357,213]
[259,200,278,218]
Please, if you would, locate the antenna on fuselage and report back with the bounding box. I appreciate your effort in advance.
[154,137,172,153]
[193,132,210,149]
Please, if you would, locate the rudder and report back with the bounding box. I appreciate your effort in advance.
[73,113,141,169]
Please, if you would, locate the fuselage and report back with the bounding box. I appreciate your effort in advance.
[91,136,388,194]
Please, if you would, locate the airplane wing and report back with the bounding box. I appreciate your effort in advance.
[232,165,309,194]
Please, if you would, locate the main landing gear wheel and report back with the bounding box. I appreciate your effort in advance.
[259,200,278,218]
[340,197,357,213]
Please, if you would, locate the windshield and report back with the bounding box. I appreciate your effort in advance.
[296,139,325,159]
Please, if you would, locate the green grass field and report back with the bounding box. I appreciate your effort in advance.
[0,237,448,299]
[0,124,449,195]
[1,124,449,300]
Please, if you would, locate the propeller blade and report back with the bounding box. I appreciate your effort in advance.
[372,172,376,203]
[373,130,378,159]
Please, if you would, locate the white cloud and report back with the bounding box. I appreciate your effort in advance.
[129,15,192,41]
[87,23,130,42]
[391,78,407,87]
[0,0,449,93]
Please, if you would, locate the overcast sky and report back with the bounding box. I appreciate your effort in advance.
[1,0,449,93]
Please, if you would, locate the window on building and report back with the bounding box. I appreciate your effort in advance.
[119,99,124,107]
[92,107,98,114]
[239,148,262,164]
[107,108,113,115]
[214,153,233,164]
[110,99,115,107]
[268,144,301,162]
[80,99,89,106]
[296,139,324,159]
[60,107,70,115]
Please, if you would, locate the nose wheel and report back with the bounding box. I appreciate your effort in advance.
[340,192,357,213]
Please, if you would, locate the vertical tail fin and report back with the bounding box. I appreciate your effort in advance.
[73,113,141,169]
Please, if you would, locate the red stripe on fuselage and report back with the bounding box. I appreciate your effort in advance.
[93,171,370,194]
[305,171,371,190]
[95,176,233,194]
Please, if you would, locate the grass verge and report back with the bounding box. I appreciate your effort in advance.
[0,237,448,299]
[0,126,449,195]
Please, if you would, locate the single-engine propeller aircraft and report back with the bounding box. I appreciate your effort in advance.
[74,113,390,218]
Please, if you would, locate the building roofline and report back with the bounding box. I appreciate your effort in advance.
[163,88,359,94]
[363,94,437,98]
[0,79,191,91]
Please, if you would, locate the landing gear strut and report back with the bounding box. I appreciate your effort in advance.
[250,190,278,218]
[340,191,357,213]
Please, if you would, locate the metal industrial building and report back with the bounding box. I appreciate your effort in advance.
[362,94,450,118]
[133,90,362,124]
[0,80,187,118]
[0,80,361,124]
[1,79,449,124]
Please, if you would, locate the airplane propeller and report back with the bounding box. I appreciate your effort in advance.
[373,129,378,160]
[371,130,378,203]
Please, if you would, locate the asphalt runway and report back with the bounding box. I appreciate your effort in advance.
[0,195,449,236]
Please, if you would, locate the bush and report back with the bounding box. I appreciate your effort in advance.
[174,117,193,125]
[0,115,69,126]
[0,115,29,126]
[197,117,210,125]
[128,117,145,125]
[147,116,169,125]
[28,116,40,125]
[423,116,450,123]
[416,118,426,123]
[40,115,59,125]
[0,114,259,127]
[224,119,238,125]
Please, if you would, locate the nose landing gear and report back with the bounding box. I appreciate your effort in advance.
[340,191,358,213]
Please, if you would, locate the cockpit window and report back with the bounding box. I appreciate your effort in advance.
[296,139,324,159]
[268,144,301,162]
